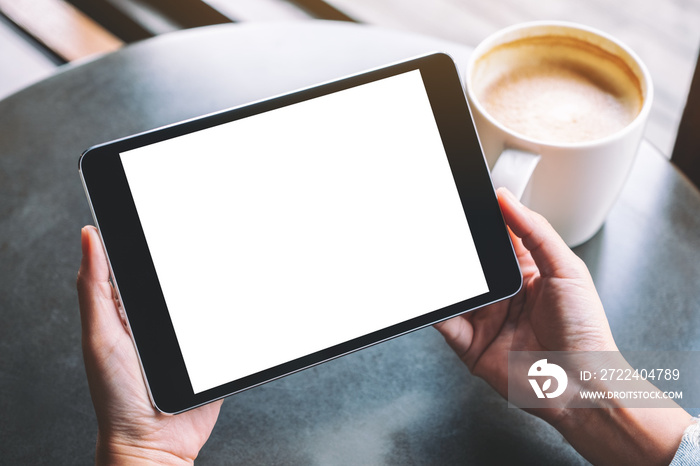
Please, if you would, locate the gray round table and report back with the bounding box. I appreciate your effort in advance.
[1,21,699,465]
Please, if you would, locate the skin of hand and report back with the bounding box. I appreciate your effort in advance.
[435,187,692,466]
[77,225,222,465]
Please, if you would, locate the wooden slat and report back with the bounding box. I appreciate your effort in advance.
[142,0,231,29]
[288,0,356,22]
[105,0,181,36]
[68,0,152,42]
[0,0,123,62]
[203,0,313,22]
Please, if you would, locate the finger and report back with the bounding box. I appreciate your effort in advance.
[496,188,585,279]
[434,315,474,361]
[506,223,533,265]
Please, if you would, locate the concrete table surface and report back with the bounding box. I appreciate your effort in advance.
[1,21,699,465]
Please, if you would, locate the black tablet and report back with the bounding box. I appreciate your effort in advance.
[79,52,521,414]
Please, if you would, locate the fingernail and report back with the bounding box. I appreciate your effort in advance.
[81,226,90,257]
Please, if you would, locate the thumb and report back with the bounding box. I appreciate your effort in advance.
[433,314,475,360]
[77,226,128,345]
[496,188,587,280]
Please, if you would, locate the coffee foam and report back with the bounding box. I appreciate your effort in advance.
[473,35,644,144]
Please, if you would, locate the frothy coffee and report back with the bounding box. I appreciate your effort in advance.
[473,36,644,143]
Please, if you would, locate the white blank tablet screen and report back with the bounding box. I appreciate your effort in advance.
[120,69,489,394]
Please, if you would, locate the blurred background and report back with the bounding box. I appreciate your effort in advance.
[1,0,698,156]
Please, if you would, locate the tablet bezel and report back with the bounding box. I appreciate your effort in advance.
[79,52,522,414]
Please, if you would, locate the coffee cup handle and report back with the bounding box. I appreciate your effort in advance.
[490,149,542,200]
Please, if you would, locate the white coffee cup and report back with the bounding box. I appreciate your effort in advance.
[465,21,653,247]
